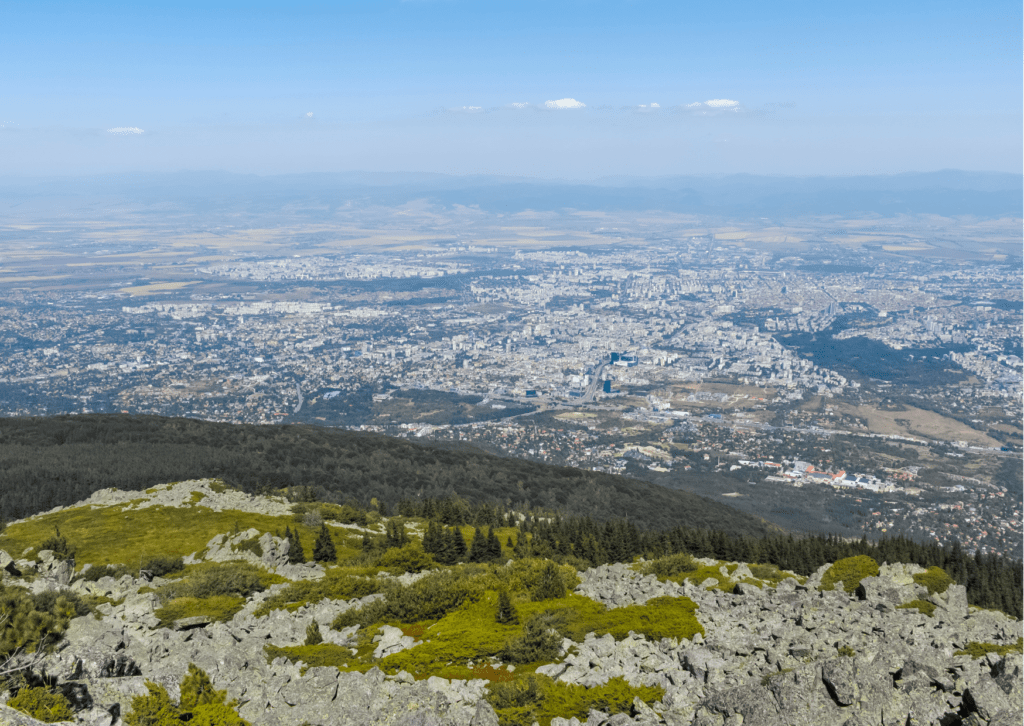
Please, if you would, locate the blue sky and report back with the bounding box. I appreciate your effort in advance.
[2,0,1021,178]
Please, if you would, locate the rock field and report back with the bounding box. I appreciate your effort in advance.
[0,481,1020,726]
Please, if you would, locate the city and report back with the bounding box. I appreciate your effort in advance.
[1,213,1020,558]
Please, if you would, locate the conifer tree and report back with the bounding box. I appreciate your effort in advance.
[286,527,305,564]
[495,589,519,625]
[313,524,337,563]
[304,621,323,646]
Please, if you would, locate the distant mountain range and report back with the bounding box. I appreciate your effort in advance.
[1,169,1020,218]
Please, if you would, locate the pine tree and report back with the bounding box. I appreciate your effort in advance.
[313,524,337,563]
[495,589,519,625]
[304,621,323,645]
[488,528,503,561]
[286,528,305,564]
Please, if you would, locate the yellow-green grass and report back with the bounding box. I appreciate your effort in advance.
[896,599,937,617]
[0,501,329,570]
[640,556,802,591]
[487,674,663,726]
[155,595,247,628]
[274,589,702,679]
[954,637,1023,659]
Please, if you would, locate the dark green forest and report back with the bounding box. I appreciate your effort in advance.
[0,414,772,536]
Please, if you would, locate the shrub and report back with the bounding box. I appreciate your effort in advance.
[304,622,323,646]
[643,552,699,579]
[912,566,954,595]
[7,686,74,723]
[501,613,562,665]
[486,674,663,726]
[377,543,434,575]
[332,569,484,629]
[820,555,879,594]
[157,562,268,601]
[495,590,519,625]
[39,526,74,560]
[125,665,249,726]
[142,556,184,578]
[531,562,566,601]
[0,585,89,655]
[253,571,381,617]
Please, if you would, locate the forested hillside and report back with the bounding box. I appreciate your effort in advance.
[0,414,773,536]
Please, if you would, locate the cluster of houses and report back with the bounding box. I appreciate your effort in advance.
[739,459,893,492]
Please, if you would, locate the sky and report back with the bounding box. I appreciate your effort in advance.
[2,0,1021,179]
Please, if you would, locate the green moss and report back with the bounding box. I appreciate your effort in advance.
[954,637,1024,659]
[912,566,954,595]
[486,674,663,726]
[897,599,937,617]
[155,595,246,627]
[190,491,207,504]
[836,645,855,657]
[819,555,879,594]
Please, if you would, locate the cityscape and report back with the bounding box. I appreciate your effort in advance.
[1,209,1020,558]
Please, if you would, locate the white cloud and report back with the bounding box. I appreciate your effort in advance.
[107,127,144,135]
[650,102,660,108]
[306,112,313,118]
[509,102,529,108]
[458,106,483,112]
[704,99,739,108]
[686,102,703,108]
[544,98,585,109]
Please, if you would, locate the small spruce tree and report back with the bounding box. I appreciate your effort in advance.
[304,621,323,645]
[495,589,519,625]
[312,524,337,563]
[287,528,305,564]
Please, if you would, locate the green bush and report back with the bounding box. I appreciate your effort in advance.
[304,622,323,646]
[376,543,435,574]
[7,686,74,723]
[0,585,89,655]
[142,556,184,578]
[332,569,485,629]
[531,562,566,601]
[501,613,562,664]
[486,674,663,726]
[125,665,249,726]
[495,590,519,625]
[157,562,270,601]
[642,552,698,579]
[912,566,954,595]
[39,526,74,560]
[820,555,879,594]
[253,571,381,617]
